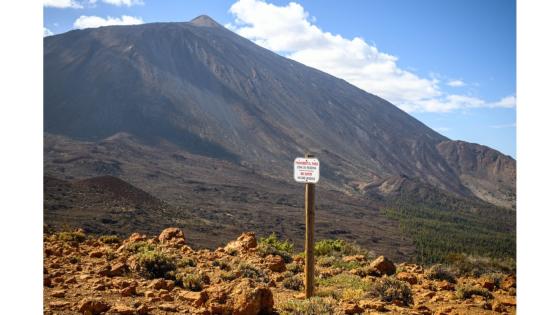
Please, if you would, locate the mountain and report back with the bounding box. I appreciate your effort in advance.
[43,15,515,208]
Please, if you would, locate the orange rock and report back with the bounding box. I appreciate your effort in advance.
[77,298,110,315]
[50,289,66,298]
[224,232,258,253]
[158,303,177,312]
[178,290,209,307]
[342,255,366,263]
[264,255,286,272]
[49,301,70,309]
[501,274,516,290]
[370,256,396,275]
[397,272,418,285]
[358,299,387,311]
[158,227,186,244]
[341,301,363,314]
[112,304,136,315]
[89,251,103,258]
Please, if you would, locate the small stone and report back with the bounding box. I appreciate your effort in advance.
[120,286,136,297]
[370,255,396,275]
[397,272,418,285]
[89,251,104,258]
[178,290,208,307]
[50,289,66,298]
[78,298,110,315]
[158,303,177,312]
[112,304,136,315]
[264,255,286,272]
[49,301,70,308]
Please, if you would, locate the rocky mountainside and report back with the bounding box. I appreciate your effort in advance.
[43,228,516,314]
[43,15,515,209]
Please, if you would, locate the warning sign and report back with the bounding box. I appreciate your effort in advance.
[294,157,320,183]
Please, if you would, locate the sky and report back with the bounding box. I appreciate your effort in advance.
[44,0,516,157]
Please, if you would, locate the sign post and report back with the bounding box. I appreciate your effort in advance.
[293,154,319,298]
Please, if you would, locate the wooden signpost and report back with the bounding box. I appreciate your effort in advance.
[293,154,320,298]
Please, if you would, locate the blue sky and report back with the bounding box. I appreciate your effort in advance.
[44,0,516,157]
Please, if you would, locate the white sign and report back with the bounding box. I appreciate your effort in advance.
[294,157,320,183]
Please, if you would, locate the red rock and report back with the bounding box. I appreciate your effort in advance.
[224,232,257,253]
[342,255,366,263]
[50,289,66,298]
[396,272,418,285]
[501,275,516,290]
[112,304,136,315]
[109,262,127,277]
[264,255,286,272]
[178,290,209,307]
[158,303,177,312]
[370,256,396,275]
[341,301,363,314]
[77,298,110,315]
[49,301,70,308]
[158,227,185,244]
[120,286,136,297]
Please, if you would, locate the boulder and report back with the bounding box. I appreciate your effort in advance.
[369,256,396,275]
[224,232,257,253]
[158,227,186,244]
[501,274,516,290]
[205,278,274,315]
[112,304,136,315]
[264,255,286,272]
[49,301,70,309]
[77,298,110,315]
[342,255,366,263]
[158,303,177,312]
[396,272,418,285]
[178,290,209,307]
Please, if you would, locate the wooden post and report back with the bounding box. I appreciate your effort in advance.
[304,153,315,298]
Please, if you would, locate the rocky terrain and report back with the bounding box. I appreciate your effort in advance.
[44,228,516,314]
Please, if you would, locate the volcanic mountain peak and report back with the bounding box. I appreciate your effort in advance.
[190,14,222,27]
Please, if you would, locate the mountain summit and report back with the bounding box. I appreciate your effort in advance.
[43,16,515,209]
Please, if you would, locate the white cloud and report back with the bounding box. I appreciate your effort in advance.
[73,15,144,29]
[447,80,465,87]
[228,0,515,113]
[44,0,83,8]
[490,123,516,129]
[101,0,144,7]
[44,27,54,37]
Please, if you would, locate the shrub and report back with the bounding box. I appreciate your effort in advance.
[135,250,176,279]
[482,272,506,288]
[456,284,492,299]
[446,253,515,276]
[316,274,371,291]
[99,235,120,244]
[283,275,303,291]
[278,297,336,315]
[226,247,238,256]
[211,259,230,270]
[237,263,269,283]
[371,277,413,305]
[177,273,209,291]
[259,233,294,253]
[257,243,292,263]
[57,231,86,243]
[286,262,303,273]
[177,257,197,268]
[426,264,457,283]
[125,241,156,253]
[341,288,367,301]
[220,271,237,281]
[314,239,367,257]
[317,256,336,267]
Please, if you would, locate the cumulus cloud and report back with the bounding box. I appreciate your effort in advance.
[228,0,514,113]
[447,80,465,87]
[73,15,144,29]
[101,0,144,7]
[44,27,54,37]
[44,0,83,8]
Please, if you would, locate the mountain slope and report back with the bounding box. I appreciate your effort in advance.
[43,15,515,207]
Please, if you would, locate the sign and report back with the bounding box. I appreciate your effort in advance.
[294,157,320,184]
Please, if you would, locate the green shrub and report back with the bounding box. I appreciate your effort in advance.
[317,256,336,267]
[257,243,292,263]
[99,235,120,244]
[135,250,176,279]
[177,273,209,291]
[125,241,156,253]
[283,275,303,291]
[426,264,457,283]
[211,259,230,270]
[446,253,516,276]
[57,231,86,243]
[371,277,413,305]
[237,263,269,283]
[316,274,371,291]
[314,239,367,257]
[259,233,294,253]
[286,262,303,273]
[220,271,237,281]
[278,297,336,315]
[177,257,197,268]
[456,284,492,299]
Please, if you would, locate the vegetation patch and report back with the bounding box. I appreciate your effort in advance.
[314,239,367,257]
[282,275,303,291]
[446,253,515,276]
[236,263,269,283]
[382,198,516,264]
[456,284,493,299]
[316,274,371,291]
[57,231,86,243]
[176,272,209,291]
[135,250,176,279]
[257,233,294,263]
[425,264,457,283]
[278,297,336,315]
[371,277,413,305]
[125,241,156,254]
[99,235,120,244]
